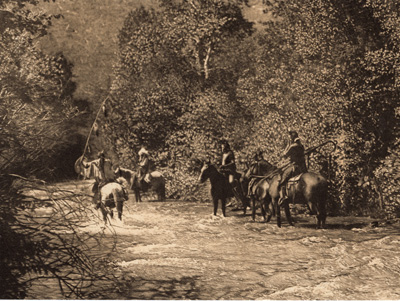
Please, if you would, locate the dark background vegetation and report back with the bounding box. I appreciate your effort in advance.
[1,0,400,298]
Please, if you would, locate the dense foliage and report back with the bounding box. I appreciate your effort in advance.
[0,0,111,298]
[104,0,400,215]
[3,0,400,297]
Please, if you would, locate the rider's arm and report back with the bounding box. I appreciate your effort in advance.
[82,159,97,168]
[283,143,297,158]
[139,157,149,167]
[221,152,235,167]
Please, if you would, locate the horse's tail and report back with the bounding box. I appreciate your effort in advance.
[309,173,328,216]
[154,173,166,200]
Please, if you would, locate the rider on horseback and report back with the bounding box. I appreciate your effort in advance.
[277,129,307,205]
[137,146,151,191]
[220,139,237,187]
[219,139,249,209]
[82,151,114,208]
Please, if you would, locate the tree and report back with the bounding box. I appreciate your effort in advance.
[105,1,253,166]
[0,0,114,297]
[239,0,400,214]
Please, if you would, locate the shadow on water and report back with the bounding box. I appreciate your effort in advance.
[116,275,201,300]
[294,221,371,230]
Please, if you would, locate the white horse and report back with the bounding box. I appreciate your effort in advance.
[97,177,128,223]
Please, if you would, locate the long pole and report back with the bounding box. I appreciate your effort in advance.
[81,95,110,160]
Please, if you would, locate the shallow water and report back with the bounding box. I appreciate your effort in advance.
[23,181,400,300]
[90,200,400,300]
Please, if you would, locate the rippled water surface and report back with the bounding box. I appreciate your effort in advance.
[91,199,400,300]
[24,181,400,300]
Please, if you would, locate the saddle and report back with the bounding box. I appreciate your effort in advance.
[247,177,260,197]
[284,173,304,203]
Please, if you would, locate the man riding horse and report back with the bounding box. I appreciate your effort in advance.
[219,139,247,208]
[137,146,151,191]
[220,139,236,185]
[82,151,128,208]
[277,129,307,205]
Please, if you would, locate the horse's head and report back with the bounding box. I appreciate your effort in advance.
[199,161,214,183]
[115,176,128,190]
[246,159,276,178]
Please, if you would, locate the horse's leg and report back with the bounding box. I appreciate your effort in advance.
[260,197,267,222]
[251,196,257,221]
[266,201,272,223]
[134,188,141,202]
[221,198,226,217]
[307,200,320,229]
[213,198,218,216]
[275,198,282,228]
[117,201,123,221]
[284,203,294,226]
[99,205,108,224]
[156,186,162,201]
[316,207,327,229]
[320,202,327,229]
[318,197,327,229]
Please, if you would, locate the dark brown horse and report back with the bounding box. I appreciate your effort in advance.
[199,161,250,217]
[246,162,328,229]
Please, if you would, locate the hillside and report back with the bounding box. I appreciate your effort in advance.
[37,0,157,102]
[37,0,268,103]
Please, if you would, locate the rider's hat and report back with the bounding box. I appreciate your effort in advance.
[288,128,298,136]
[220,139,230,147]
[98,151,105,158]
[138,147,149,156]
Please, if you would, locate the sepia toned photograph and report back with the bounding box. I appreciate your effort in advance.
[1,0,400,299]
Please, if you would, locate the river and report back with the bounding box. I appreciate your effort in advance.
[89,201,400,299]
[25,181,400,300]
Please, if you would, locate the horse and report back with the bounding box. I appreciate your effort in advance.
[247,162,328,229]
[97,177,128,223]
[114,166,166,202]
[199,161,232,217]
[199,161,249,216]
[245,162,289,223]
[244,162,276,222]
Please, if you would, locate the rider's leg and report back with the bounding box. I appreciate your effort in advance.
[278,184,288,206]
[226,174,239,207]
[240,175,249,198]
[278,168,292,205]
